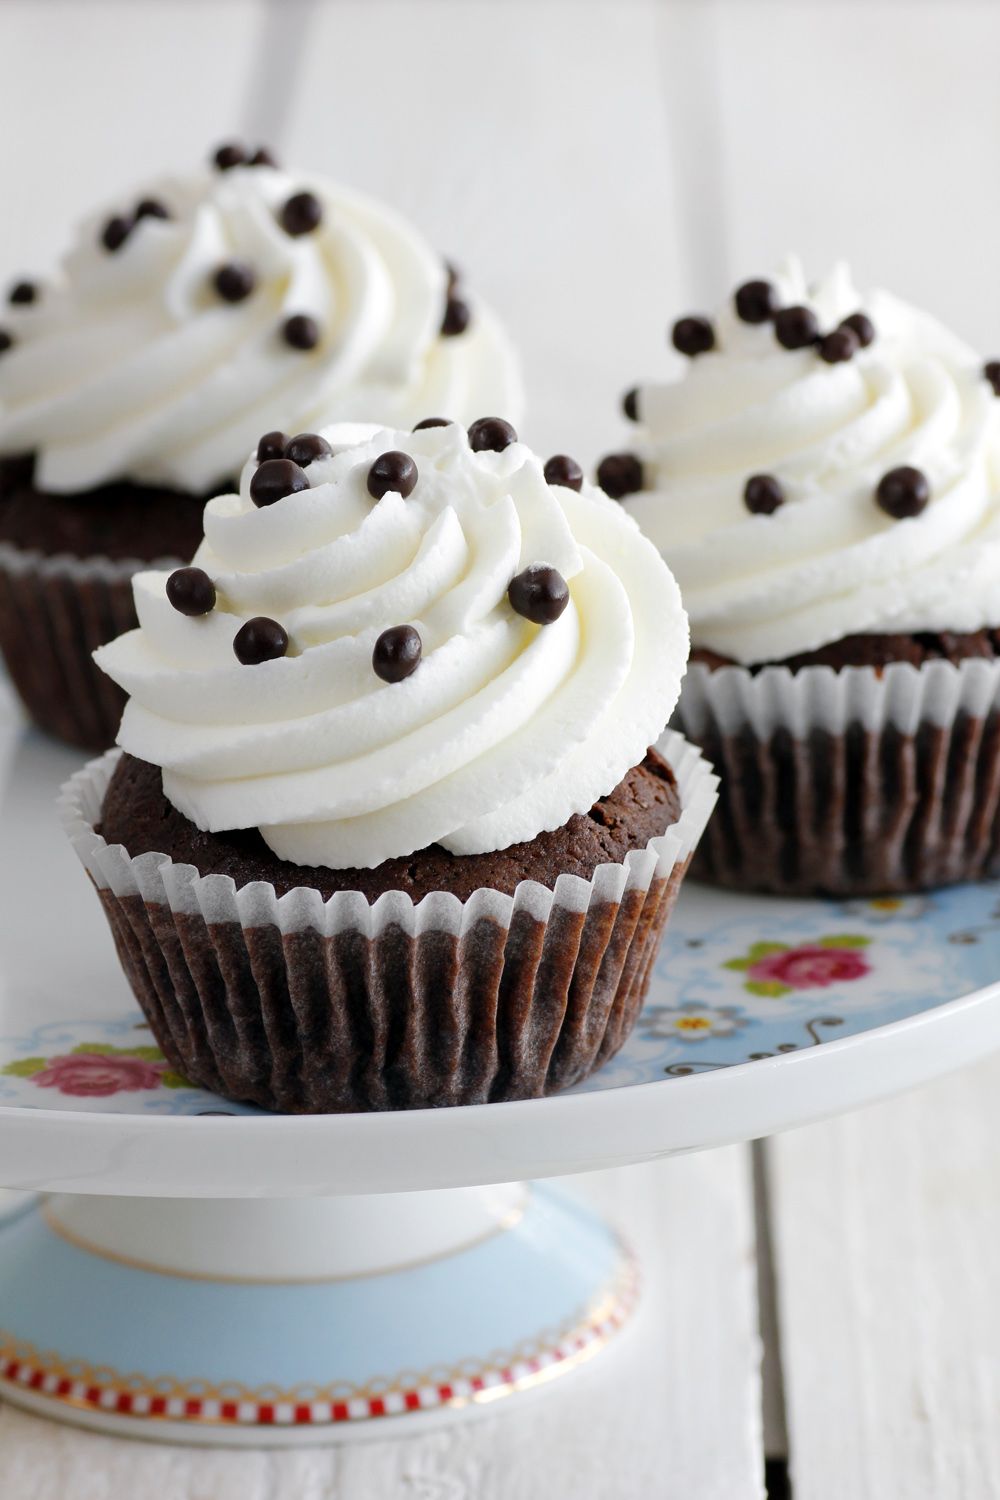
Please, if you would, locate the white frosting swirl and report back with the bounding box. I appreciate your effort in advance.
[94,421,688,869]
[0,165,521,494]
[624,258,1000,663]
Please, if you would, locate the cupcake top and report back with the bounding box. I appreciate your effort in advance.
[606,258,1000,665]
[0,144,521,496]
[94,418,688,869]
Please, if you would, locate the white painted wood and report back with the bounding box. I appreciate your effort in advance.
[769,1050,1000,1499]
[0,1152,764,1498]
[712,1,1000,344]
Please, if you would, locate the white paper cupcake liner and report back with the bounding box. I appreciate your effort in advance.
[674,658,1000,895]
[0,542,178,751]
[58,729,718,1113]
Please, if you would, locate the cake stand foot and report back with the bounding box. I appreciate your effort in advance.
[0,1184,636,1445]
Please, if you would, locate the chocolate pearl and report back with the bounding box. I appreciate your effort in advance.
[280,191,323,236]
[508,564,570,625]
[596,452,643,500]
[468,416,518,453]
[622,387,640,422]
[282,314,320,350]
[672,315,715,357]
[734,279,777,324]
[819,326,860,364]
[166,566,216,616]
[373,624,422,682]
[876,465,930,519]
[213,142,247,171]
[135,198,170,221]
[249,457,310,507]
[441,296,471,336]
[984,361,1000,397]
[413,417,452,430]
[285,431,332,467]
[743,473,785,515]
[234,616,288,665]
[774,305,820,349]
[257,430,289,462]
[543,454,584,492]
[101,215,133,253]
[841,311,875,348]
[367,450,418,500]
[0,330,15,355]
[213,260,256,303]
[249,146,278,167]
[8,280,36,305]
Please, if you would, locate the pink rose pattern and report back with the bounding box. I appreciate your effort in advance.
[724,935,872,997]
[2,1045,186,1097]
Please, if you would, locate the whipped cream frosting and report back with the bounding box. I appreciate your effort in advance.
[0,163,521,495]
[624,258,1000,663]
[95,420,688,869]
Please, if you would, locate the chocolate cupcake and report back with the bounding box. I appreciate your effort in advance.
[600,258,1000,895]
[61,419,714,1113]
[0,145,522,749]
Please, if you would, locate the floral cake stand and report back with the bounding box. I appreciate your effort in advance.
[0,708,999,1445]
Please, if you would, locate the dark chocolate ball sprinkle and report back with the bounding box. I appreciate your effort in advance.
[596,452,643,500]
[819,326,859,364]
[774,305,820,350]
[234,616,289,665]
[8,281,36,306]
[508,565,570,625]
[543,454,584,492]
[841,311,875,348]
[413,417,452,430]
[213,142,247,171]
[734,279,777,324]
[213,260,257,303]
[441,296,471,336]
[743,473,785,515]
[249,146,279,167]
[373,625,422,683]
[280,191,323,237]
[166,566,216,617]
[101,215,133,253]
[257,430,289,462]
[622,387,640,422]
[367,450,418,500]
[285,432,333,468]
[249,457,310,507]
[984,361,1000,397]
[468,416,518,453]
[135,198,170,222]
[282,314,320,350]
[876,465,930,520]
[672,315,715,357]
[0,330,15,356]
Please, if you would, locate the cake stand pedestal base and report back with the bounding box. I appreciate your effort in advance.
[0,1184,636,1446]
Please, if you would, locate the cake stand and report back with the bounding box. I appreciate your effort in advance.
[1,700,999,1445]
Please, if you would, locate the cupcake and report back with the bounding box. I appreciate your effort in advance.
[0,142,521,750]
[60,418,714,1113]
[598,258,1000,895]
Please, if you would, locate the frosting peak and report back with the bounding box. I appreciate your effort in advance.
[95,420,688,868]
[0,157,521,494]
[620,258,1000,663]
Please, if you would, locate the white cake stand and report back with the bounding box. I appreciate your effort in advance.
[1,703,999,1444]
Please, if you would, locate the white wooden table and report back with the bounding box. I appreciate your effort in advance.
[3,1,1000,1492]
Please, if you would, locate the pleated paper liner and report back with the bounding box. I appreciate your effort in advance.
[675,659,1000,895]
[58,730,718,1113]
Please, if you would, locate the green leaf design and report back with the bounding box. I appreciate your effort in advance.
[744,980,792,998]
[1,1057,47,1078]
[160,1071,190,1090]
[71,1042,165,1061]
[723,958,752,971]
[817,935,871,949]
[747,941,789,959]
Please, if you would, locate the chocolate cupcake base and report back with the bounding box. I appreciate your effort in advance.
[59,733,717,1114]
[676,660,1000,895]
